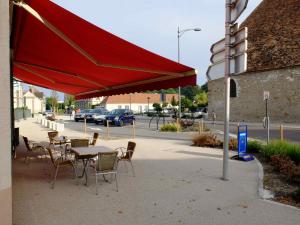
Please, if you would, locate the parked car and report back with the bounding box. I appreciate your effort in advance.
[74,109,92,122]
[103,109,135,126]
[194,107,208,118]
[83,108,108,123]
[177,107,208,119]
[43,110,53,117]
[84,109,108,124]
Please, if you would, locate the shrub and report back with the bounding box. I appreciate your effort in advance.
[180,119,194,127]
[229,138,238,151]
[192,133,221,148]
[160,123,181,132]
[270,155,300,182]
[263,140,300,164]
[247,140,263,153]
[291,188,300,203]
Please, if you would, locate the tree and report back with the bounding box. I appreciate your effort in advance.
[152,103,162,112]
[50,90,59,113]
[181,85,202,100]
[201,82,208,92]
[64,95,75,108]
[194,92,208,107]
[171,96,178,107]
[181,97,192,111]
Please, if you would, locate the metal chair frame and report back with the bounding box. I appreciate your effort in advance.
[47,147,78,189]
[92,151,119,194]
[115,141,136,177]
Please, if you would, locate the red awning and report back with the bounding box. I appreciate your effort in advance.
[11,0,197,99]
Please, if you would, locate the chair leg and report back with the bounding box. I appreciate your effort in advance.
[95,174,98,195]
[51,165,59,189]
[115,173,118,192]
[72,163,79,185]
[129,160,135,177]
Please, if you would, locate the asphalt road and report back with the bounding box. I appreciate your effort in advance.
[206,122,300,143]
[61,115,195,141]
[60,115,300,143]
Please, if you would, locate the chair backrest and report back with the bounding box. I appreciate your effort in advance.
[23,136,32,152]
[71,139,89,147]
[91,133,99,146]
[124,141,136,159]
[96,151,118,172]
[48,131,58,142]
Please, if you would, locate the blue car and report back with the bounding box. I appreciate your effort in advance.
[103,109,135,127]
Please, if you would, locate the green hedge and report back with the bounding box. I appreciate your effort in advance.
[262,140,300,164]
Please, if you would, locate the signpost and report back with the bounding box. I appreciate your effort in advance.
[207,27,248,81]
[207,0,248,180]
[263,91,270,143]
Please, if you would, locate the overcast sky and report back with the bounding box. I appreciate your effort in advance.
[26,0,263,98]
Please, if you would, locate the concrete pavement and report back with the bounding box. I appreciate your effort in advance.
[13,118,300,225]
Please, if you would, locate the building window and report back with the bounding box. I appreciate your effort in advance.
[118,105,122,109]
[230,79,237,98]
[125,105,129,110]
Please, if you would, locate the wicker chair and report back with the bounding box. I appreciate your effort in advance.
[92,151,119,194]
[115,141,136,177]
[47,131,60,146]
[47,147,78,189]
[23,136,46,163]
[90,133,99,146]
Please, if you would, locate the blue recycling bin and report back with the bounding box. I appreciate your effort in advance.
[237,125,254,161]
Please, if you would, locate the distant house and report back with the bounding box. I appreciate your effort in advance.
[207,0,300,122]
[23,87,46,114]
[99,93,179,113]
[13,81,24,108]
[75,97,105,109]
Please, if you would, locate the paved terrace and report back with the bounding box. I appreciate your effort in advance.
[13,119,300,225]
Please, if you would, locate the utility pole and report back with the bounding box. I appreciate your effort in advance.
[222,0,232,181]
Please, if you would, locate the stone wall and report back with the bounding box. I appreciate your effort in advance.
[208,66,300,122]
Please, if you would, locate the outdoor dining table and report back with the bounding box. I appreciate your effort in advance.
[71,146,117,185]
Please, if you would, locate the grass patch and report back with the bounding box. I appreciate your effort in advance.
[262,140,300,164]
[160,123,181,132]
[247,140,263,153]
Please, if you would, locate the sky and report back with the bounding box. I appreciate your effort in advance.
[25,0,263,98]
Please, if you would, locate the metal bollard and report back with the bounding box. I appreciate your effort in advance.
[280,125,284,141]
[132,120,136,139]
[106,120,110,139]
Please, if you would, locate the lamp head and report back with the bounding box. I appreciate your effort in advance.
[194,28,201,32]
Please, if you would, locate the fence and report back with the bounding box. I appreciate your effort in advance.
[36,116,64,132]
[14,108,31,120]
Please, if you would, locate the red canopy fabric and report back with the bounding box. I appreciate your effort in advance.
[11,0,197,99]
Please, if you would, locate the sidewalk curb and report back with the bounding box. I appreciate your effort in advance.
[254,157,274,199]
[255,157,300,211]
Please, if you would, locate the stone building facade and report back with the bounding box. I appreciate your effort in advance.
[208,0,300,122]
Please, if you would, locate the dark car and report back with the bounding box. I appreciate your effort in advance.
[74,109,92,122]
[103,109,135,126]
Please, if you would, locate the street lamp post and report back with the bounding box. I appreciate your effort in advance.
[177,27,201,120]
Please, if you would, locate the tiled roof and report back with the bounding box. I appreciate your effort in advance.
[104,93,178,104]
[241,0,300,72]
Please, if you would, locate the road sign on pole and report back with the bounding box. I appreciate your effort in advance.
[230,0,249,23]
[206,27,248,81]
